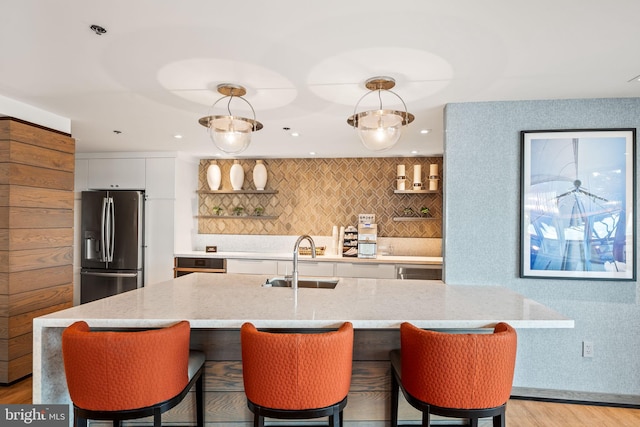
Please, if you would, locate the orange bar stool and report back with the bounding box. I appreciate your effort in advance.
[390,322,517,427]
[240,322,354,427]
[62,320,205,427]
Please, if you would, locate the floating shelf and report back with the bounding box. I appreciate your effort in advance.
[198,215,278,220]
[393,190,438,194]
[392,217,436,222]
[197,190,278,194]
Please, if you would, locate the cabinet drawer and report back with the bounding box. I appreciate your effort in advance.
[277,261,335,277]
[173,257,226,277]
[226,259,278,275]
[335,263,395,279]
[175,257,225,269]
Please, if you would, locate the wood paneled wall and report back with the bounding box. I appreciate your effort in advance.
[0,118,74,384]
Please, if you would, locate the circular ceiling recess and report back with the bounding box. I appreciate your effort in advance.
[306,47,454,106]
[157,58,297,110]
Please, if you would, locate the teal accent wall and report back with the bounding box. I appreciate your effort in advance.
[444,98,640,395]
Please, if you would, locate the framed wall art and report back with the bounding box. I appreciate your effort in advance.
[520,129,636,280]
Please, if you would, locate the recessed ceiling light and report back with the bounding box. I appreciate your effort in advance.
[309,151,316,156]
[282,127,300,137]
[90,25,107,36]
[173,134,183,139]
[420,129,430,134]
[411,150,419,154]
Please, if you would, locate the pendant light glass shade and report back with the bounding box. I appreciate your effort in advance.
[208,116,254,153]
[347,77,414,152]
[199,84,263,154]
[352,109,404,151]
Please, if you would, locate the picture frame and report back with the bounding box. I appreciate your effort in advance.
[520,129,636,280]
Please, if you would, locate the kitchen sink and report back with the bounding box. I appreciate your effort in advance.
[263,277,339,289]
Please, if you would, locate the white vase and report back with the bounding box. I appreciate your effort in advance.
[229,160,244,190]
[206,162,221,191]
[253,160,268,190]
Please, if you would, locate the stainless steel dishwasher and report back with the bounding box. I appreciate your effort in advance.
[395,264,442,280]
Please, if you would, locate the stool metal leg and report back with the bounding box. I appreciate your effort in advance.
[153,407,162,427]
[74,413,87,427]
[422,411,430,427]
[391,369,399,427]
[196,373,204,427]
[328,409,338,427]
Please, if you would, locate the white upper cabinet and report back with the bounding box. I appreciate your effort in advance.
[87,158,146,190]
[74,159,88,192]
[145,157,176,199]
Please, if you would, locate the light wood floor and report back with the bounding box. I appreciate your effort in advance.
[0,376,33,405]
[499,399,640,427]
[2,376,639,426]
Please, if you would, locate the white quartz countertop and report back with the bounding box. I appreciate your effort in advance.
[174,251,442,265]
[36,273,572,330]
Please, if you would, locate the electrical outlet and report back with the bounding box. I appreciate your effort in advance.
[583,341,594,358]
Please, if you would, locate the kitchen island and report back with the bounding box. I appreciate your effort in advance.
[34,273,573,426]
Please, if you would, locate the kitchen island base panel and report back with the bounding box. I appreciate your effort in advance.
[35,328,461,426]
[190,329,457,425]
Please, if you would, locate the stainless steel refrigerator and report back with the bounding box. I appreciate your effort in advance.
[80,190,145,304]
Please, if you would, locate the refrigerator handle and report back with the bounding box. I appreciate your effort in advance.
[108,197,115,262]
[101,197,109,263]
[81,271,138,278]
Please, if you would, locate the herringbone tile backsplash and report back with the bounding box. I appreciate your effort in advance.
[198,157,442,237]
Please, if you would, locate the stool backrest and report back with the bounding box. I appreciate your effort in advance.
[62,320,191,411]
[241,322,354,410]
[400,322,517,410]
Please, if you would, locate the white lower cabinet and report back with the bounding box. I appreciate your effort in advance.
[277,261,335,277]
[226,259,279,275]
[335,262,396,279]
[226,258,399,279]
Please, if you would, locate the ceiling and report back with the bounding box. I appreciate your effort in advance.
[2,0,640,158]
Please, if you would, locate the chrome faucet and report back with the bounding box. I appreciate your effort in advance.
[292,235,316,290]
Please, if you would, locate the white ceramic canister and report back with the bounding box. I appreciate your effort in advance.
[229,160,244,191]
[206,161,221,191]
[253,160,268,190]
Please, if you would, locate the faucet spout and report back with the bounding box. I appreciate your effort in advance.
[292,235,316,291]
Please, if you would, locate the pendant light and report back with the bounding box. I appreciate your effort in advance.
[347,76,414,151]
[198,83,263,154]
